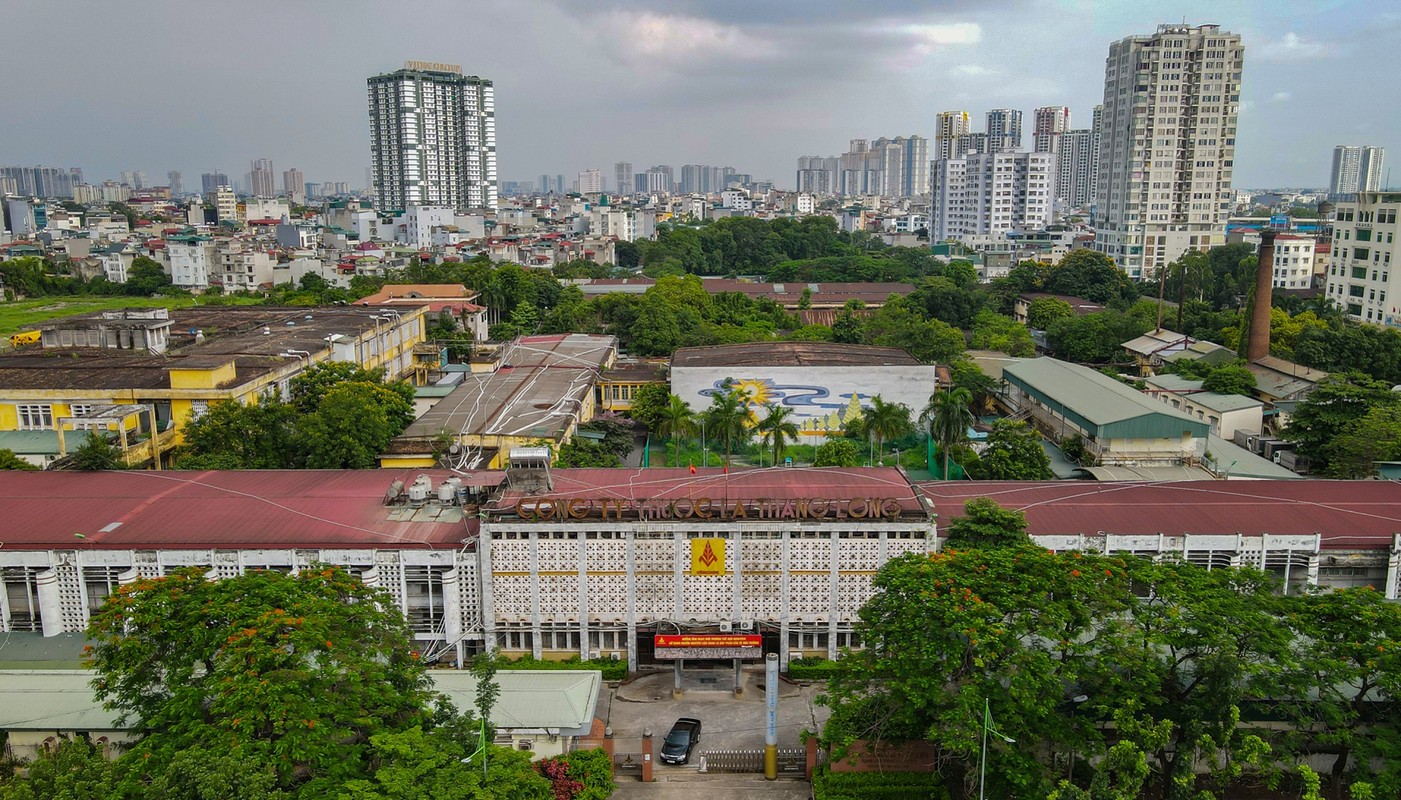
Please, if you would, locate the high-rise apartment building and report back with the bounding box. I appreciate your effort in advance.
[931,150,1056,241]
[249,159,275,197]
[796,156,840,195]
[282,168,304,198]
[1,166,81,198]
[1093,24,1243,278]
[1032,106,1071,154]
[833,136,928,197]
[1324,192,1399,327]
[367,61,497,211]
[167,171,183,196]
[1329,145,1386,196]
[614,162,633,195]
[576,168,603,194]
[986,109,1023,152]
[201,172,229,194]
[1058,128,1098,209]
[935,111,972,161]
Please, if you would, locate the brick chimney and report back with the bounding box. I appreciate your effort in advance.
[1246,229,1276,362]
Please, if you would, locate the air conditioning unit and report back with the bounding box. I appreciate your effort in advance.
[739,620,754,631]
[609,652,622,661]
[589,649,601,660]
[718,621,733,633]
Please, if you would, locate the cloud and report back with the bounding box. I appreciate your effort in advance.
[1271,91,1292,103]
[604,12,776,66]
[900,22,983,49]
[1256,32,1329,63]
[951,64,996,77]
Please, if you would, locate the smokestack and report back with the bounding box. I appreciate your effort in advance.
[1246,229,1277,362]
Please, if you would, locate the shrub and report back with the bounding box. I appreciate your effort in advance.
[498,654,628,681]
[786,656,841,680]
[812,766,950,800]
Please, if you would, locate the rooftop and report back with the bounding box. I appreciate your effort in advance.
[0,470,483,549]
[672,341,920,368]
[399,366,598,442]
[1143,375,1265,413]
[914,480,1401,548]
[1003,358,1209,438]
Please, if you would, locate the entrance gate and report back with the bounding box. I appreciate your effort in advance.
[700,748,805,775]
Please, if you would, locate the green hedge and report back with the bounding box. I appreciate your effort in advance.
[812,767,950,800]
[787,656,841,680]
[498,655,628,681]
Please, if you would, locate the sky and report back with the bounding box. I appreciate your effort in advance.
[1,0,1396,192]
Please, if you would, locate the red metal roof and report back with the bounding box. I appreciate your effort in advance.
[914,481,1401,548]
[496,467,926,517]
[0,470,493,550]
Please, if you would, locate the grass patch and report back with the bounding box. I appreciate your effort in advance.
[812,766,950,800]
[0,295,261,337]
[786,656,841,680]
[497,654,628,681]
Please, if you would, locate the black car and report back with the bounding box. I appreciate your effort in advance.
[659,717,702,764]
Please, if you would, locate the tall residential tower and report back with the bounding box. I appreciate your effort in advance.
[367,61,497,211]
[1093,24,1243,278]
[1329,145,1386,196]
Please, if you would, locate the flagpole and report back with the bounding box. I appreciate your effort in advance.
[979,697,988,800]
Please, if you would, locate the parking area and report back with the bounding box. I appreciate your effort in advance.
[609,774,812,799]
[604,667,826,753]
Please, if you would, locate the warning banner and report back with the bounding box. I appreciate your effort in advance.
[655,634,762,648]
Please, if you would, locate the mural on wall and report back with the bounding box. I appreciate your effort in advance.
[697,377,867,436]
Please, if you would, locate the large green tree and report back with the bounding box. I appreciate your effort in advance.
[864,395,913,466]
[85,568,440,797]
[1321,405,1401,479]
[300,382,414,469]
[1284,373,1401,473]
[967,419,1052,480]
[702,381,752,467]
[755,403,800,466]
[179,397,300,469]
[813,438,861,467]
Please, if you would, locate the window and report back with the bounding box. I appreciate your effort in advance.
[190,400,209,420]
[16,404,53,430]
[70,404,93,417]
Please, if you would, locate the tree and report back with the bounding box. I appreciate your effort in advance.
[300,382,412,468]
[755,403,800,466]
[813,438,861,467]
[1045,250,1137,304]
[69,430,124,470]
[702,382,751,467]
[970,310,1035,357]
[943,497,1033,549]
[1201,364,1256,396]
[0,736,116,800]
[290,362,406,418]
[822,546,1133,799]
[124,255,173,296]
[0,448,39,470]
[85,568,439,796]
[920,387,974,479]
[1284,373,1401,473]
[1324,405,1401,478]
[1027,296,1074,330]
[627,383,672,431]
[179,397,300,469]
[655,394,696,466]
[1276,588,1401,796]
[553,439,623,468]
[864,396,913,466]
[968,419,1052,480]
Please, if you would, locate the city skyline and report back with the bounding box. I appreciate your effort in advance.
[0,0,1397,191]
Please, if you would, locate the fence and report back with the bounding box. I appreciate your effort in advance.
[700,748,805,775]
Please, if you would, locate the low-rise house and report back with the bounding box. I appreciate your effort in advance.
[1143,374,1264,439]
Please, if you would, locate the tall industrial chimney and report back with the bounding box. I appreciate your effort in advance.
[1246,229,1277,362]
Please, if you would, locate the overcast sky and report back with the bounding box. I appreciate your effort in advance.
[2,0,1395,192]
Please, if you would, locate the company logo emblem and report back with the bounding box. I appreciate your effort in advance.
[699,541,718,568]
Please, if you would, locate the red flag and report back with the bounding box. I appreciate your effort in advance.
[689,464,697,474]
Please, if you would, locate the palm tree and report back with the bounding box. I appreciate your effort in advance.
[756,404,800,467]
[703,383,751,468]
[865,395,914,466]
[920,387,974,479]
[655,394,695,467]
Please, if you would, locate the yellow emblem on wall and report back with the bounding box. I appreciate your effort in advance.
[690,538,726,576]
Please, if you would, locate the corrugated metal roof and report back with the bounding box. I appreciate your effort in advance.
[1004,358,1210,440]
[0,671,119,731]
[913,480,1401,548]
[672,342,920,368]
[0,470,483,549]
[431,670,601,734]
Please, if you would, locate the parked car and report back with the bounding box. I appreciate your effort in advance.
[659,717,702,764]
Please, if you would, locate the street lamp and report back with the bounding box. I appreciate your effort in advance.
[979,698,1015,800]
[1067,694,1089,783]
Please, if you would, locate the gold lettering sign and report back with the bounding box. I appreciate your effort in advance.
[510,496,908,522]
[690,538,726,576]
[404,61,462,74]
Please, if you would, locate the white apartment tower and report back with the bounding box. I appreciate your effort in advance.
[614,162,633,195]
[935,111,972,161]
[250,159,275,197]
[1093,24,1243,278]
[576,168,603,194]
[368,61,497,211]
[932,150,1056,242]
[1325,191,1399,327]
[1330,146,1386,196]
